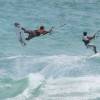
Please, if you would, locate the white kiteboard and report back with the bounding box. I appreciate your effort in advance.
[89,52,100,58]
[15,25,26,46]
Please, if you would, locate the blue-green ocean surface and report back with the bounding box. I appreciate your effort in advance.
[0,0,100,100]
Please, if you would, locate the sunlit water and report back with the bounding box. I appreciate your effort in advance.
[0,0,100,100]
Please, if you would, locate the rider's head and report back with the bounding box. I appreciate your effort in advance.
[40,26,44,30]
[83,32,87,36]
[14,22,20,27]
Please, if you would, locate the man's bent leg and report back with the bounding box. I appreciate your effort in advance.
[87,44,97,54]
[21,28,32,34]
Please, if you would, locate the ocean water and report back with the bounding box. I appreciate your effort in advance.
[0,0,100,100]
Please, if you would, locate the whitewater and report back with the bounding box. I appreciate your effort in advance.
[0,0,100,100]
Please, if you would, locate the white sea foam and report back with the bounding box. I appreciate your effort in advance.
[6,73,45,100]
[0,55,22,61]
[4,54,100,100]
[36,76,100,100]
[0,54,86,78]
[7,75,100,100]
[1,54,89,78]
[5,66,100,100]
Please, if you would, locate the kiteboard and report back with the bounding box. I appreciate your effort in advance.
[15,25,26,46]
[89,52,100,58]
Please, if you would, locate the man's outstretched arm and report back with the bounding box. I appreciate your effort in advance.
[42,27,54,35]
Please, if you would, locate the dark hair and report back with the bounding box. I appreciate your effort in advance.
[83,32,87,36]
[14,22,20,26]
[40,26,44,30]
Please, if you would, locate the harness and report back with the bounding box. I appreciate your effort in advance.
[82,36,89,46]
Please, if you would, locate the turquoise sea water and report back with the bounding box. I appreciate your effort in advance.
[0,0,100,100]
